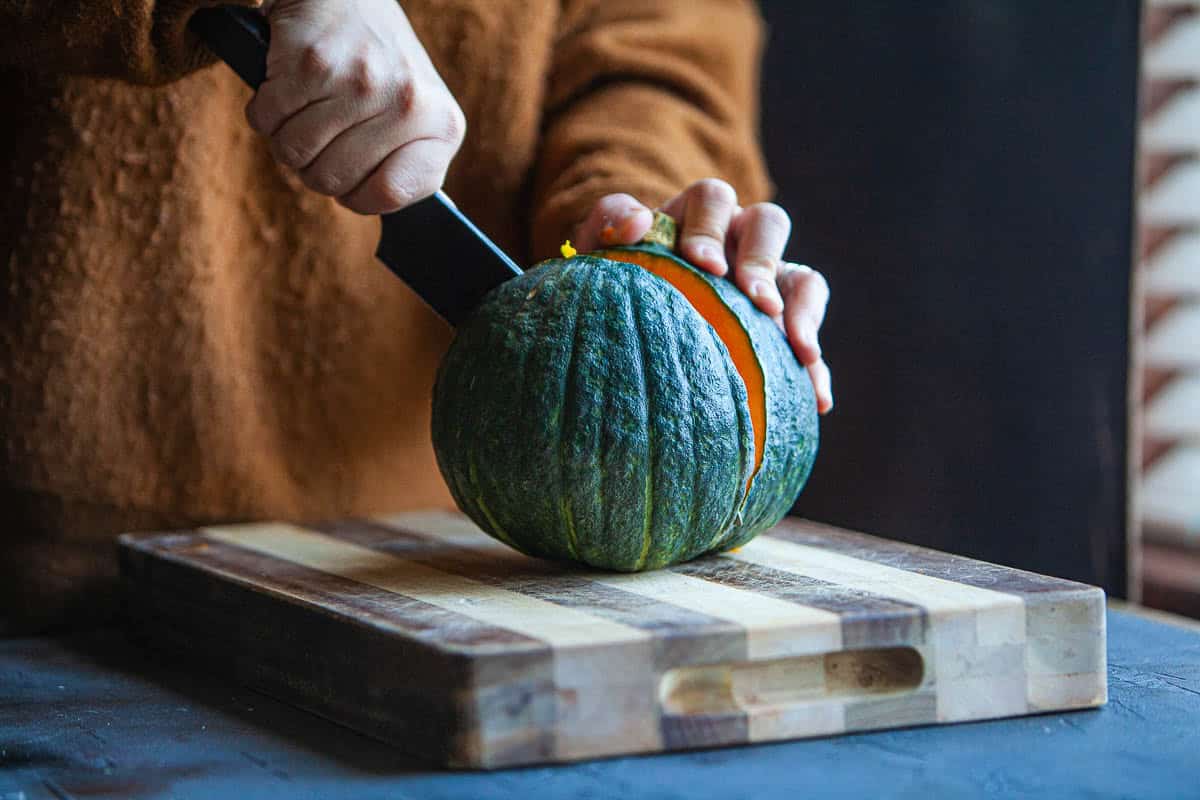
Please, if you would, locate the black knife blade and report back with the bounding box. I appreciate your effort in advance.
[188,5,523,326]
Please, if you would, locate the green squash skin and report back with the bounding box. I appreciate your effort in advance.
[593,243,820,552]
[431,256,755,571]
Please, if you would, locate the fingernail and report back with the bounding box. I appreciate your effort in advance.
[598,215,618,244]
[749,280,767,299]
[698,244,718,263]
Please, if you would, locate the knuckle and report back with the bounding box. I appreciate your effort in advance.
[274,138,312,169]
[350,53,381,97]
[391,77,417,117]
[410,167,443,203]
[811,269,830,293]
[789,264,828,295]
[740,257,778,276]
[746,202,792,236]
[691,177,738,207]
[376,168,417,210]
[305,168,346,196]
[683,230,724,247]
[779,263,813,286]
[300,42,336,80]
[444,102,467,147]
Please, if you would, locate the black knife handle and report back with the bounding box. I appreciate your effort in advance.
[376,192,524,327]
[189,6,269,89]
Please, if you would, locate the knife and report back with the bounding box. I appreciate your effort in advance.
[188,6,523,327]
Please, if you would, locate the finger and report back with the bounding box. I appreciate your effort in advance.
[337,137,453,215]
[573,193,653,252]
[245,76,318,138]
[263,96,354,170]
[677,179,738,276]
[807,358,834,415]
[299,111,403,198]
[731,202,790,316]
[264,69,411,172]
[245,33,347,135]
[779,264,830,365]
[658,188,687,219]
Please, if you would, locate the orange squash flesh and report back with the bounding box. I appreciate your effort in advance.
[598,249,766,483]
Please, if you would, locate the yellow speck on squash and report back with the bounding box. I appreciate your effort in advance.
[560,239,578,258]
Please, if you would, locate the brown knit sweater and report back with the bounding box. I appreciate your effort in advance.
[0,0,771,634]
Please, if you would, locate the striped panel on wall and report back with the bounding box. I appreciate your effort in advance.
[1140,0,1200,618]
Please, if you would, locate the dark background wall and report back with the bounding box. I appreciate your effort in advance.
[760,2,1141,594]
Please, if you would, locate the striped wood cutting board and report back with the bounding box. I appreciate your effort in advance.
[119,510,1107,768]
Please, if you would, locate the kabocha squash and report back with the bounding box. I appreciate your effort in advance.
[431,213,818,571]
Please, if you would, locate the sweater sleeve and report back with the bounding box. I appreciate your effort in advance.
[530,0,772,259]
[0,0,259,85]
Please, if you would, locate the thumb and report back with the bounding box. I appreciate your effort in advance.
[572,194,653,252]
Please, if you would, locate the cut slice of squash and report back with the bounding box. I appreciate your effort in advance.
[594,247,767,485]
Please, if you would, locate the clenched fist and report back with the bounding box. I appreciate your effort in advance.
[246,0,465,214]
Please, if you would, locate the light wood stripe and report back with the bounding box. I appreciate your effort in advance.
[769,519,1079,595]
[379,511,843,658]
[343,518,748,669]
[728,536,1025,647]
[202,523,650,650]
[173,531,548,655]
[375,510,492,546]
[381,511,1023,646]
[593,570,842,659]
[671,558,925,650]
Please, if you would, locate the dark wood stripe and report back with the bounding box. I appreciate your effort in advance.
[671,557,926,649]
[132,531,552,684]
[317,519,746,670]
[659,712,748,750]
[330,518,926,656]
[313,518,452,553]
[120,534,558,765]
[768,518,1097,596]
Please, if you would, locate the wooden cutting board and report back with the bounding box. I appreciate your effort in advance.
[119,511,1107,768]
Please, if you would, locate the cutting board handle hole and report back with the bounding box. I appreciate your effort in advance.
[658,647,925,715]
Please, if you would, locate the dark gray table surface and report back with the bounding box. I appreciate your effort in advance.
[2,610,1198,800]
